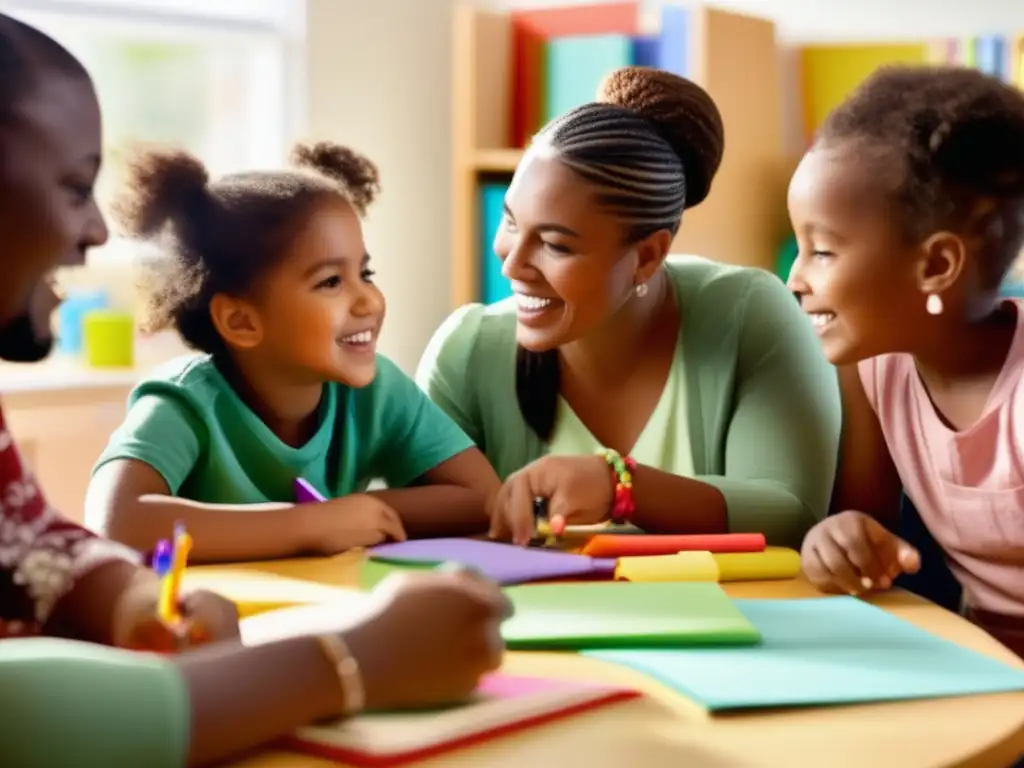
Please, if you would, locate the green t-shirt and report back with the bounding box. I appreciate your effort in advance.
[416,256,842,549]
[93,354,473,504]
[0,638,189,767]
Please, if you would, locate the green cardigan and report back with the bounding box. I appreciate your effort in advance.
[416,256,842,548]
[0,638,189,766]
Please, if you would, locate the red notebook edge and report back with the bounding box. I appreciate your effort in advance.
[509,1,643,147]
[279,687,640,767]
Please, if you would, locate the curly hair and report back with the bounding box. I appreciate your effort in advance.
[518,65,726,441]
[115,141,381,355]
[818,65,1024,289]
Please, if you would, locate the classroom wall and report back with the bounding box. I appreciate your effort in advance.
[306,0,456,373]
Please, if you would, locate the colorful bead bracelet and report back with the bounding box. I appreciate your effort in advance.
[597,447,637,524]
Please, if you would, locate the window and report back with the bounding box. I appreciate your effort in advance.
[2,0,305,267]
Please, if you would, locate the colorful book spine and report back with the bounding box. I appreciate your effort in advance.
[655,4,688,77]
[961,36,977,67]
[973,35,1006,79]
[479,182,512,305]
[544,33,634,123]
[509,2,641,147]
[1016,37,1024,89]
[800,43,929,141]
[631,35,660,68]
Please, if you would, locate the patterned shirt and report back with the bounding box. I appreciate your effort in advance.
[0,405,138,638]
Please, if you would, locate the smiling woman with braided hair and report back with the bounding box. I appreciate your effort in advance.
[418,66,842,549]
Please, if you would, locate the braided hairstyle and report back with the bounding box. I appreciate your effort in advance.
[515,66,725,441]
[116,142,380,355]
[818,65,1024,290]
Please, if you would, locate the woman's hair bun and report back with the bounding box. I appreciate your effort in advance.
[598,66,725,208]
[291,141,381,214]
[114,146,210,238]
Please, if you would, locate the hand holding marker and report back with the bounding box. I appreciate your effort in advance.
[532,497,562,547]
[153,523,193,626]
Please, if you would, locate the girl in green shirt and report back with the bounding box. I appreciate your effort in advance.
[418,67,842,548]
[86,142,497,564]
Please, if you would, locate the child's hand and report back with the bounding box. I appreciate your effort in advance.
[307,494,407,555]
[113,571,240,653]
[802,511,921,595]
[343,567,511,711]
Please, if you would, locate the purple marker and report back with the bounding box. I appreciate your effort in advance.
[152,539,173,577]
[295,477,326,504]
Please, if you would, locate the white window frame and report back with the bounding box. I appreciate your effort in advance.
[1,0,307,268]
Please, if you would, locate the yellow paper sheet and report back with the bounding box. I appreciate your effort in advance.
[714,548,801,582]
[183,569,355,618]
[615,552,720,582]
[240,599,375,646]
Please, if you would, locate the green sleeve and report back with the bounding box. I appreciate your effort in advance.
[414,304,487,447]
[0,638,190,767]
[365,355,475,488]
[701,272,841,548]
[92,392,205,494]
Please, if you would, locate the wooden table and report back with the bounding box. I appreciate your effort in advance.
[187,553,1024,768]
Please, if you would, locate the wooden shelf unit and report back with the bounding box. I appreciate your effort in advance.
[451,3,790,308]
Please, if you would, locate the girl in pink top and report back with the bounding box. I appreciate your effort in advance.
[787,65,1024,658]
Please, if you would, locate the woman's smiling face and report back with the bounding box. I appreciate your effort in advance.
[494,151,643,353]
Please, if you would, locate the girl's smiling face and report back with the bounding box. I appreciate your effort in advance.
[786,143,932,366]
[214,197,386,389]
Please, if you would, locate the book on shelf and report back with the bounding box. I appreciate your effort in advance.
[479,181,512,305]
[508,2,694,147]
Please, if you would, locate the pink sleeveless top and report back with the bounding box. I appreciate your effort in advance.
[859,302,1024,640]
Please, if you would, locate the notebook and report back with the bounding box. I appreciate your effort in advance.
[368,538,617,586]
[283,673,639,767]
[501,581,761,650]
[586,597,1024,711]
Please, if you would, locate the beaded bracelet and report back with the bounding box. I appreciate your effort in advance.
[316,633,365,715]
[596,447,637,524]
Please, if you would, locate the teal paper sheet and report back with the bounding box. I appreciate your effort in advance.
[585,597,1024,711]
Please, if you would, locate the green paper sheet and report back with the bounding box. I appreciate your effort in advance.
[358,559,434,590]
[501,582,761,650]
[586,597,1024,711]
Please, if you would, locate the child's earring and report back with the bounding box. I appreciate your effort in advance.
[635,283,648,298]
[926,293,944,316]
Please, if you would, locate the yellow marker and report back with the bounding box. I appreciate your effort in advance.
[159,527,192,624]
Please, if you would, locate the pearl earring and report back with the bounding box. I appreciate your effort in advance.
[635,283,648,298]
[926,294,943,316]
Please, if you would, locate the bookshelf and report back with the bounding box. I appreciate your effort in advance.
[450,3,788,308]
[799,36,1024,143]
